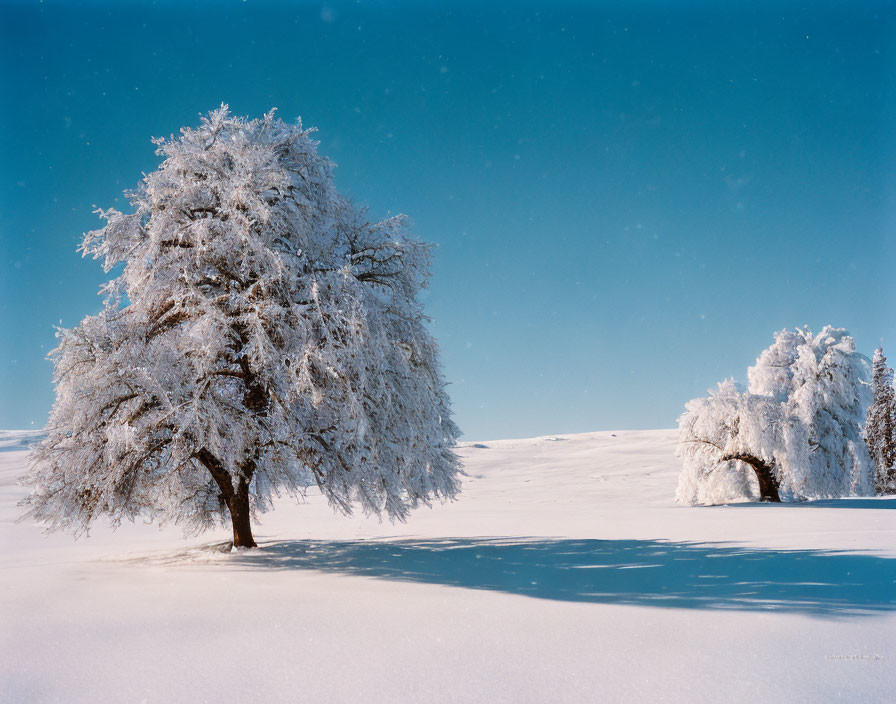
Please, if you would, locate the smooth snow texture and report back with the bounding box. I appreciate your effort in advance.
[3,428,895,703]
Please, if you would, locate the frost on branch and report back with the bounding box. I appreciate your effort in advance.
[23,106,461,547]
[676,327,873,505]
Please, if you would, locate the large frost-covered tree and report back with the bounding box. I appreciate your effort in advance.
[24,106,461,547]
[677,326,873,505]
[865,347,896,494]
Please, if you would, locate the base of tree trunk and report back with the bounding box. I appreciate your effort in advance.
[194,448,258,548]
[228,481,257,548]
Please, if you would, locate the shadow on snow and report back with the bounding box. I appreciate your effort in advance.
[141,536,896,617]
[715,496,896,510]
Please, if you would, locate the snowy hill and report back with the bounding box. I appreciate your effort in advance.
[2,429,895,702]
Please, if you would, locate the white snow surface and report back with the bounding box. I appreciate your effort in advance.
[2,428,895,702]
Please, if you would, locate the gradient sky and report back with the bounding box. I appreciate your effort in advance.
[1,0,895,439]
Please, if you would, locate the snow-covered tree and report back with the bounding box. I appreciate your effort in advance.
[677,326,873,505]
[865,347,896,493]
[24,106,461,547]
[676,380,788,504]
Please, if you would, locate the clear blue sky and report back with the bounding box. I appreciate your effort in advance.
[1,0,894,438]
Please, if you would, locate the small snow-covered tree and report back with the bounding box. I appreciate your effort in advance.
[865,347,896,493]
[24,106,461,547]
[676,380,788,504]
[677,326,873,504]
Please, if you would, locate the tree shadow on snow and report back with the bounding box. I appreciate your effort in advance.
[716,496,896,510]
[204,537,896,617]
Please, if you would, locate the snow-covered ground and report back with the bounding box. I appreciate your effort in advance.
[2,428,894,702]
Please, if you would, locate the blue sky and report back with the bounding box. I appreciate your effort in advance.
[1,0,894,438]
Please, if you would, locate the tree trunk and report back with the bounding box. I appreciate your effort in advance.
[195,448,257,548]
[228,477,256,548]
[723,453,781,502]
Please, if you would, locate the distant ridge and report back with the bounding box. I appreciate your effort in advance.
[0,430,46,453]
